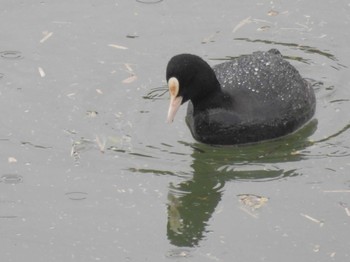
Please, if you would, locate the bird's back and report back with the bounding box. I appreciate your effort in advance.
[186,49,316,144]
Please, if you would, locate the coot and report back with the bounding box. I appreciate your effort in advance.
[166,49,316,145]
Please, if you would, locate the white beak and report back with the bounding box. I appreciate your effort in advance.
[167,77,182,123]
[167,96,183,123]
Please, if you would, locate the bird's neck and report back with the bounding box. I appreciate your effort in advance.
[193,88,232,113]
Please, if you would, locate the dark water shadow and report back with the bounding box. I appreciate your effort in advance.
[167,119,317,247]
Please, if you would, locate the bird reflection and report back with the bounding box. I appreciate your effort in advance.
[167,176,224,247]
[167,119,317,247]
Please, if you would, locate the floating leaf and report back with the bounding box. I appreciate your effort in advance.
[40,31,53,43]
[124,63,134,73]
[201,31,219,44]
[339,202,350,217]
[86,110,98,118]
[257,25,271,32]
[108,44,128,50]
[238,194,269,210]
[8,157,17,163]
[233,16,252,33]
[122,75,137,84]
[95,135,106,153]
[38,67,45,77]
[300,213,324,227]
[268,10,279,16]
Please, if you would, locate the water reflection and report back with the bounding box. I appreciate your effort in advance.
[167,176,224,247]
[167,119,317,247]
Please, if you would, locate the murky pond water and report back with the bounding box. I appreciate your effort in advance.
[1,0,350,261]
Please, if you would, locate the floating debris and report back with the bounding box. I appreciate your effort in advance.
[268,10,279,16]
[64,129,77,135]
[339,202,350,217]
[21,141,52,149]
[40,31,53,43]
[233,16,252,33]
[38,67,45,77]
[86,110,98,118]
[70,138,96,166]
[238,194,269,210]
[8,157,17,163]
[108,44,128,50]
[300,213,324,227]
[238,194,268,218]
[257,25,271,32]
[124,63,134,73]
[345,208,350,217]
[122,75,137,84]
[66,92,76,98]
[313,244,321,252]
[201,31,219,44]
[95,135,106,153]
[323,189,350,193]
[166,248,191,258]
[96,89,103,94]
[122,63,137,83]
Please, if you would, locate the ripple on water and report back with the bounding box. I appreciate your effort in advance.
[65,192,88,200]
[136,0,164,4]
[0,51,23,60]
[217,163,300,182]
[142,86,167,100]
[0,174,23,184]
[0,215,18,219]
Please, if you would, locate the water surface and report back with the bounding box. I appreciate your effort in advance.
[1,0,350,261]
